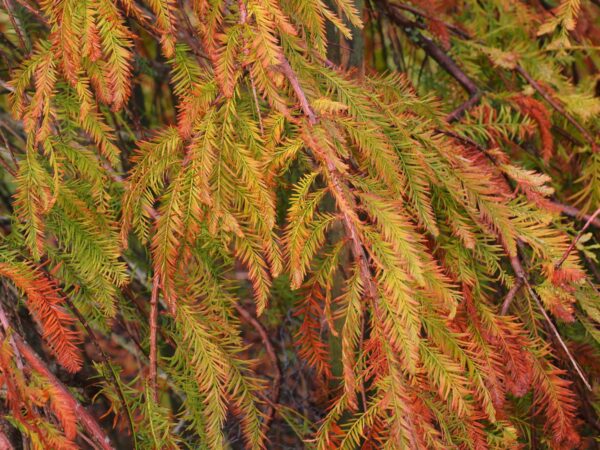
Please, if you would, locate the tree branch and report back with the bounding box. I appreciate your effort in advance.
[234,302,281,437]
[277,55,318,125]
[515,65,598,151]
[552,201,600,228]
[555,207,600,269]
[62,295,137,445]
[0,304,115,450]
[2,0,27,50]
[12,0,48,26]
[149,275,160,402]
[380,1,481,121]
[523,278,592,391]
[501,277,524,315]
[502,248,591,390]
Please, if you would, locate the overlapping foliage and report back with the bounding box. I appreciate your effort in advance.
[0,0,599,448]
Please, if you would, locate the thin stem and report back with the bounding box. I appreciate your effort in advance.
[523,279,592,391]
[502,248,591,390]
[2,0,27,49]
[515,65,597,151]
[12,0,48,26]
[501,277,524,315]
[552,201,600,228]
[62,295,138,448]
[149,275,160,402]
[0,304,115,450]
[277,56,318,125]
[235,302,281,437]
[555,207,600,269]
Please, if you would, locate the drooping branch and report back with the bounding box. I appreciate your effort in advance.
[276,54,376,295]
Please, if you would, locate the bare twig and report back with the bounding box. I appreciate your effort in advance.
[501,248,591,390]
[2,0,27,49]
[501,254,527,315]
[0,304,115,450]
[447,92,482,122]
[552,201,600,228]
[523,278,592,390]
[555,207,600,269]
[149,275,160,402]
[276,56,318,125]
[0,151,17,177]
[12,0,48,26]
[515,65,598,151]
[0,127,19,169]
[235,303,281,437]
[381,2,481,121]
[62,295,137,445]
[501,277,524,315]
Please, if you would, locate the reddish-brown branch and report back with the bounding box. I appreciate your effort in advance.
[501,249,591,390]
[0,128,18,175]
[515,66,597,151]
[12,0,47,25]
[501,254,527,315]
[2,0,27,49]
[62,294,136,441]
[447,92,482,123]
[523,278,592,391]
[277,56,318,125]
[0,154,16,178]
[149,275,160,402]
[555,207,600,269]
[13,335,116,449]
[501,277,524,315]
[0,301,114,449]
[552,201,600,228]
[234,302,281,436]
[0,299,114,448]
[381,1,481,121]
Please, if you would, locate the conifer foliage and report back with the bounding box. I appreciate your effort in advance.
[0,0,599,448]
